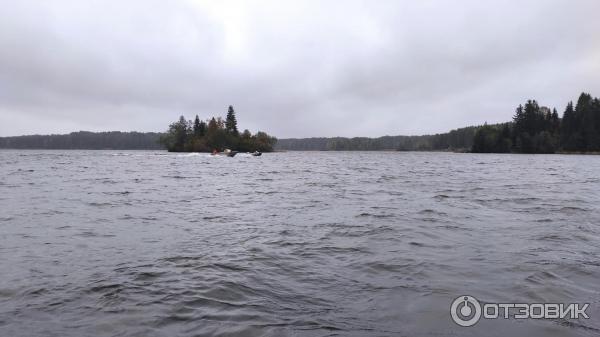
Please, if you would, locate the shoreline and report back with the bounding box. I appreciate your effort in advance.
[2,148,600,155]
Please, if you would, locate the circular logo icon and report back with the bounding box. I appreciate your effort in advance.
[450,295,482,327]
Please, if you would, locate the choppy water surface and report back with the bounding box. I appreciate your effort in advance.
[1,150,600,336]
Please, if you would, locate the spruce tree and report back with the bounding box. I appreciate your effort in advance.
[193,115,201,137]
[561,102,576,150]
[551,108,560,134]
[199,121,207,137]
[208,117,218,131]
[513,105,524,135]
[174,116,189,151]
[226,105,239,135]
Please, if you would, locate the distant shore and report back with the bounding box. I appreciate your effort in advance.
[2,90,599,156]
[2,133,600,155]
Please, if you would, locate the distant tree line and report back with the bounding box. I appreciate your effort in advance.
[275,126,477,151]
[3,94,598,154]
[472,92,600,153]
[159,106,277,152]
[0,131,163,150]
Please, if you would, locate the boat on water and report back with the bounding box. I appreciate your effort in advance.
[211,149,238,157]
[210,149,262,157]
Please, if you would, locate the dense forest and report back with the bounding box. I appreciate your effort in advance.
[472,92,600,153]
[278,92,600,153]
[159,106,277,152]
[0,131,163,150]
[275,127,478,151]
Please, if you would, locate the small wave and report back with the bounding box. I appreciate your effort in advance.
[87,202,113,207]
[76,231,99,237]
[162,175,187,179]
[212,263,248,272]
[537,234,569,242]
[417,209,447,216]
[133,271,165,282]
[356,212,395,219]
[9,169,35,175]
[314,246,370,254]
[524,271,560,284]
[255,190,278,195]
[96,179,118,184]
[0,288,17,299]
[362,262,410,273]
[103,191,131,195]
[22,287,48,297]
[560,206,588,213]
[558,320,600,333]
[86,283,123,295]
[377,175,396,182]
[202,215,228,220]
[279,229,293,235]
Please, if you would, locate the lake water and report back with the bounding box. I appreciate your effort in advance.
[1,150,599,336]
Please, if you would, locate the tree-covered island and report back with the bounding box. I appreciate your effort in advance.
[159,106,277,152]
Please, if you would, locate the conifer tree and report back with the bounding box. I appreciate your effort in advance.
[226,105,239,135]
[208,117,218,131]
[198,121,207,137]
[193,115,201,136]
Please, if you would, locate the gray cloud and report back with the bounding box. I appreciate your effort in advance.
[1,0,599,137]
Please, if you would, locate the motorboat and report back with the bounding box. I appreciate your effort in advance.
[251,151,262,156]
[211,149,238,157]
[224,149,238,157]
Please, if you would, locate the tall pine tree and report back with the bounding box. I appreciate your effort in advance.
[226,105,239,135]
[193,115,202,136]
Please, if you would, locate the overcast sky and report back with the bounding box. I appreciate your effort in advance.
[0,0,599,138]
